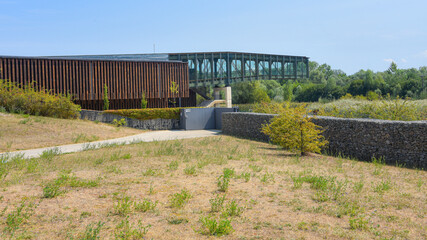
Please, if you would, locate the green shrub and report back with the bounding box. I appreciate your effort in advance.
[199,216,233,236]
[103,84,109,110]
[141,92,148,109]
[4,200,37,235]
[42,183,62,198]
[169,189,192,208]
[0,79,80,119]
[262,104,328,156]
[217,174,230,192]
[209,194,226,213]
[222,200,243,217]
[113,195,133,216]
[112,118,127,127]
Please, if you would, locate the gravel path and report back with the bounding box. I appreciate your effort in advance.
[0,129,221,160]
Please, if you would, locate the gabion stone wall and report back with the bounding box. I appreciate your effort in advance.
[80,110,180,130]
[222,112,426,169]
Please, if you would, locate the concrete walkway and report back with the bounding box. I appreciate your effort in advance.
[0,129,221,160]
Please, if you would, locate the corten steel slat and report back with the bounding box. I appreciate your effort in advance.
[47,60,52,92]
[135,62,139,101]
[41,59,46,91]
[124,61,128,101]
[168,63,172,98]
[130,62,134,100]
[84,61,89,101]
[74,61,80,100]
[66,60,70,99]
[129,61,133,100]
[63,60,67,96]
[71,60,76,99]
[90,61,94,101]
[80,61,85,101]
[130,62,134,106]
[126,61,130,108]
[41,59,46,90]
[92,61,97,101]
[154,63,158,99]
[17,59,21,85]
[15,60,20,86]
[94,61,98,101]
[165,63,169,99]
[48,60,53,93]
[51,60,56,94]
[58,60,63,95]
[100,61,104,103]
[77,61,82,101]
[111,61,115,101]
[17,59,22,86]
[33,59,38,90]
[11,59,16,86]
[143,62,147,99]
[125,61,129,101]
[0,56,190,109]
[150,63,154,99]
[131,62,134,103]
[118,61,123,100]
[136,62,141,101]
[143,63,151,98]
[132,63,136,108]
[135,62,140,101]
[7,59,11,82]
[54,60,58,94]
[116,61,120,101]
[157,64,161,99]
[142,62,146,99]
[113,61,118,100]
[146,62,150,98]
[109,61,114,101]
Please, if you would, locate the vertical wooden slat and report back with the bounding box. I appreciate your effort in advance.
[0,56,192,110]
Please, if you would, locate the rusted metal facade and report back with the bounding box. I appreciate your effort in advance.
[0,56,194,110]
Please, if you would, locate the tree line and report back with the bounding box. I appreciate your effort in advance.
[232,61,427,103]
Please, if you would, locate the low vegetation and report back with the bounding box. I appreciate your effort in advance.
[105,108,181,120]
[0,136,425,239]
[312,97,427,120]
[244,98,427,120]
[0,112,143,152]
[0,79,80,119]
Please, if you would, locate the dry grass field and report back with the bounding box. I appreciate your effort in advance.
[0,135,425,239]
[0,113,144,152]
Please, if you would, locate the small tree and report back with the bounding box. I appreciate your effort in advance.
[141,91,148,109]
[261,104,328,156]
[103,84,109,110]
[169,81,179,107]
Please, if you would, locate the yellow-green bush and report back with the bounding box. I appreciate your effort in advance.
[0,79,81,119]
[105,108,181,120]
[261,103,328,156]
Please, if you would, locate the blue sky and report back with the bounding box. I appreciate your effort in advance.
[1,0,426,74]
